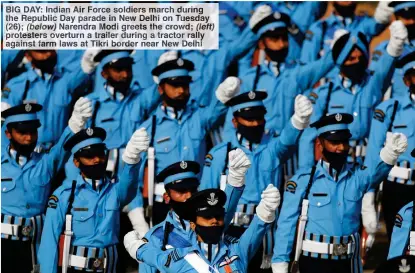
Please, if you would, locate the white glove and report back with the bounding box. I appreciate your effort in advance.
[361,192,378,234]
[256,184,281,223]
[124,230,146,261]
[127,207,149,235]
[387,21,408,57]
[68,97,93,133]
[215,76,241,104]
[1,101,11,112]
[227,148,251,188]
[291,95,313,130]
[374,1,393,24]
[122,128,150,164]
[81,49,101,74]
[331,29,349,49]
[153,51,179,84]
[272,262,289,273]
[380,132,408,165]
[249,5,272,29]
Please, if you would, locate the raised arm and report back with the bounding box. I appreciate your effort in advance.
[117,128,149,206]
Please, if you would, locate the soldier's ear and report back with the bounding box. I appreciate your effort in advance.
[157,85,164,95]
[403,74,412,87]
[5,129,12,139]
[189,221,196,231]
[101,70,109,80]
[316,137,324,152]
[258,38,265,50]
[24,51,32,62]
[73,157,80,168]
[232,118,238,129]
[163,192,170,204]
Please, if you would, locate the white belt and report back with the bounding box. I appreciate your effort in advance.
[390,166,412,180]
[1,223,32,237]
[302,240,353,256]
[1,223,20,236]
[69,254,106,269]
[410,231,415,256]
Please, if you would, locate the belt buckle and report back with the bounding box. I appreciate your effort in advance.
[21,226,32,236]
[88,258,104,270]
[333,243,348,256]
[237,213,251,226]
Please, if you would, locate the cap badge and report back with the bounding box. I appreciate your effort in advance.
[207,193,218,206]
[248,91,256,100]
[86,128,94,136]
[177,58,184,67]
[180,161,187,169]
[273,12,281,20]
[335,113,342,122]
[399,259,410,273]
[25,104,32,112]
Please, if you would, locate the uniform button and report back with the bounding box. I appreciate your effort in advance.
[101,232,105,235]
[353,112,358,117]
[317,202,321,207]
[178,120,182,124]
[183,146,188,150]
[98,214,103,217]
[2,188,6,192]
[81,217,84,220]
[164,148,168,152]
[26,204,30,209]
[338,202,341,206]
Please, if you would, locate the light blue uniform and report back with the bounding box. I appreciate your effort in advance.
[225,52,334,138]
[137,215,271,273]
[273,157,393,269]
[365,96,415,185]
[388,201,414,259]
[64,82,160,180]
[2,67,89,148]
[299,50,397,169]
[126,98,228,210]
[132,27,257,107]
[1,127,73,254]
[370,41,415,98]
[38,162,140,273]
[201,121,301,263]
[300,14,386,63]
[140,184,245,273]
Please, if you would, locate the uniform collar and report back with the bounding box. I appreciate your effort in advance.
[400,93,415,109]
[167,210,190,232]
[104,84,125,101]
[187,232,229,265]
[316,159,351,182]
[231,132,268,155]
[27,66,63,82]
[198,242,220,262]
[8,146,30,167]
[156,103,193,125]
[82,176,105,192]
[76,174,109,193]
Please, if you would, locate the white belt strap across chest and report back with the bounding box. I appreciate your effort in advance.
[410,231,415,256]
[184,252,219,273]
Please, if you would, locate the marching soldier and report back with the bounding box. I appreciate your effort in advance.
[366,50,415,240]
[2,50,97,151]
[1,99,92,273]
[300,1,393,63]
[201,91,313,271]
[125,71,241,228]
[272,113,408,273]
[140,148,251,273]
[38,127,149,273]
[65,49,161,179]
[370,1,415,98]
[124,185,281,273]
